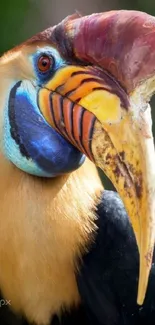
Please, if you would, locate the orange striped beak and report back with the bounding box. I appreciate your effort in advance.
[38,66,102,161]
[38,85,96,162]
[38,65,155,306]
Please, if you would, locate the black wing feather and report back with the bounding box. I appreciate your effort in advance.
[76,190,155,325]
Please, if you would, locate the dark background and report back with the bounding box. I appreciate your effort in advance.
[1,0,155,189]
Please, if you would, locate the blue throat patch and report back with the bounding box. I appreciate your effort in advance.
[3,80,85,177]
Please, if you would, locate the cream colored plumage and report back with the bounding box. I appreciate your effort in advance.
[0,142,102,324]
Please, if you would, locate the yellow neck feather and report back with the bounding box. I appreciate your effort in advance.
[0,153,103,325]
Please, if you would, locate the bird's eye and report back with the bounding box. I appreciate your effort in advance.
[37,55,53,72]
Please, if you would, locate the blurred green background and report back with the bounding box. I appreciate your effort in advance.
[1,0,155,54]
[1,0,155,190]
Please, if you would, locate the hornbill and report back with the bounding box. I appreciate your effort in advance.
[1,8,155,325]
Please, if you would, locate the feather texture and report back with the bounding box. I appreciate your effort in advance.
[0,152,102,324]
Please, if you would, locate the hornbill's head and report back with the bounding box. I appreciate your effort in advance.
[1,9,155,305]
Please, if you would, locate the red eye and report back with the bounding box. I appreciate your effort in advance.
[38,55,52,72]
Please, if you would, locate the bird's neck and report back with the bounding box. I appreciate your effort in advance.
[0,155,103,324]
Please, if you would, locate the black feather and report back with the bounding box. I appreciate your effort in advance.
[77,190,155,325]
[1,190,155,325]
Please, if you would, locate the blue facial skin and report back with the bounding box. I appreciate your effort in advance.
[3,47,85,177]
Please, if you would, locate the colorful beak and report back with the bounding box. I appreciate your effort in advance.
[38,62,155,306]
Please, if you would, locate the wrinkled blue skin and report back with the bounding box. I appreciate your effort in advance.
[3,47,85,177]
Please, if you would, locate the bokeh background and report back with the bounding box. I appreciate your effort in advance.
[1,0,155,189]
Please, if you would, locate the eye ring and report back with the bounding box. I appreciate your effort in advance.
[37,55,53,73]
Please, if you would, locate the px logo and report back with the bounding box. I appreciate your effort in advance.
[0,299,11,307]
